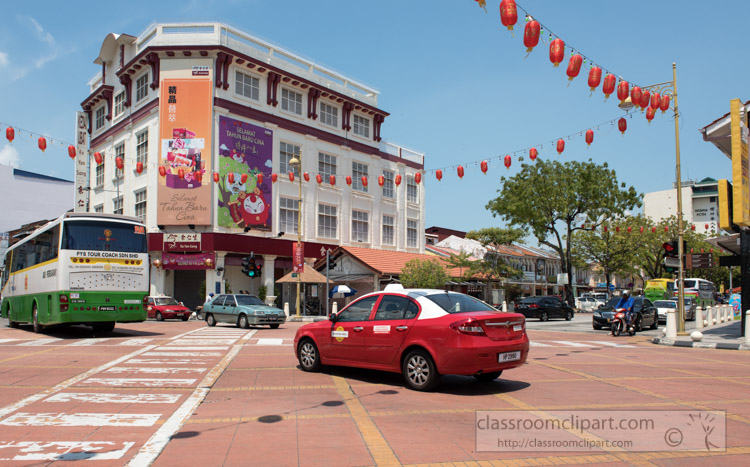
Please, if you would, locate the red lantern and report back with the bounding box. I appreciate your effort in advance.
[549,38,565,67]
[529,147,538,161]
[67,145,76,159]
[272,173,278,183]
[705,223,709,230]
[415,172,422,184]
[627,226,632,233]
[304,172,310,182]
[361,176,368,187]
[691,224,696,231]
[566,54,583,81]
[38,136,47,152]
[585,129,594,146]
[195,171,203,183]
[640,89,650,110]
[646,107,656,124]
[664,226,669,233]
[115,156,124,170]
[640,226,644,233]
[346,175,352,185]
[660,94,671,113]
[329,174,336,186]
[651,226,656,233]
[618,118,627,135]
[588,66,602,92]
[228,172,235,184]
[94,151,103,165]
[603,226,608,232]
[457,165,464,178]
[159,165,167,177]
[257,173,263,185]
[499,0,517,32]
[5,127,14,143]
[617,80,629,103]
[395,174,402,186]
[178,168,185,180]
[691,248,694,253]
[289,171,295,182]
[630,86,642,108]
[650,92,661,110]
[213,172,220,183]
[435,170,442,181]
[241,173,248,184]
[136,162,143,174]
[504,155,511,169]
[556,139,565,154]
[378,175,385,186]
[602,74,616,100]
[523,20,540,53]
[316,174,323,184]
[480,160,488,174]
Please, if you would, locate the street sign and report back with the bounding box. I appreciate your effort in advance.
[664,256,681,268]
[608,284,615,291]
[686,253,714,269]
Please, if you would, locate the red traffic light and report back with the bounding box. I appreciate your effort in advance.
[662,242,676,253]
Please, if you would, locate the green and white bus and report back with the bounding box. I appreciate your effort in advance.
[1,212,149,333]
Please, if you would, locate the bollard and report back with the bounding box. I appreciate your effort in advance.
[745,311,750,346]
[722,306,727,323]
[283,302,290,318]
[332,301,338,316]
[704,306,711,328]
[713,306,718,325]
[696,306,703,330]
[502,301,508,312]
[666,309,677,339]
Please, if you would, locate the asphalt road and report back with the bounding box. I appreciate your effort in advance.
[524,311,700,336]
[0,317,747,465]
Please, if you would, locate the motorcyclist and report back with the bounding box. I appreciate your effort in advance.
[613,290,635,331]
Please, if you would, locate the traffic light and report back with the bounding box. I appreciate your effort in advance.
[251,261,262,278]
[241,256,251,275]
[247,258,257,277]
[662,240,679,258]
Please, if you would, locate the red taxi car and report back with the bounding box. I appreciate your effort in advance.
[294,285,529,391]
[147,296,191,321]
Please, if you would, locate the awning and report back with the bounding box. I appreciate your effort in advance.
[277,267,332,284]
[706,233,740,255]
[325,273,373,282]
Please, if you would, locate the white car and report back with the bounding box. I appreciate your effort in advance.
[653,300,677,323]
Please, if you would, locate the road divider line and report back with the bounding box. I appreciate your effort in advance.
[126,329,257,467]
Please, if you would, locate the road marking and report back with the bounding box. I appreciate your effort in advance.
[16,338,62,346]
[156,346,229,351]
[588,341,637,348]
[0,339,19,344]
[68,338,110,346]
[127,358,210,365]
[119,339,153,346]
[45,393,181,404]
[256,338,284,346]
[0,345,155,419]
[550,340,596,347]
[0,441,135,461]
[167,339,237,345]
[332,375,400,466]
[104,367,207,374]
[530,341,553,347]
[127,329,257,466]
[142,351,221,357]
[82,378,196,387]
[0,412,160,427]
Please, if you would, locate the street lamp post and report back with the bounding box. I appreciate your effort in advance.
[290,151,303,318]
[619,63,684,332]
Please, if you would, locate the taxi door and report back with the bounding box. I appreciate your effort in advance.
[364,295,419,365]
[324,295,378,363]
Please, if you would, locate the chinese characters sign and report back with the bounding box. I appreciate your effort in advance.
[293,242,305,273]
[158,78,212,225]
[163,233,202,252]
[74,112,89,212]
[217,116,274,231]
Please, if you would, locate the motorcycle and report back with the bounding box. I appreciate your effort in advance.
[611,308,635,336]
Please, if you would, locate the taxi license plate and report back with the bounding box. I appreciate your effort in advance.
[99,306,115,311]
[498,351,520,363]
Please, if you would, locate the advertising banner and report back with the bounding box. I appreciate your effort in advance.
[730,98,750,226]
[217,116,274,230]
[157,78,212,225]
[293,242,305,273]
[162,252,215,270]
[74,112,89,212]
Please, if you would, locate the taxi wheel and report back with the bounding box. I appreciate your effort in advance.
[298,339,321,372]
[270,324,280,329]
[206,314,216,327]
[403,349,439,391]
[32,305,41,334]
[156,312,163,321]
[238,314,249,329]
[474,371,503,382]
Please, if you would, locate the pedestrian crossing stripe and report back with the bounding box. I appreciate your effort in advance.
[0,412,160,427]
[531,340,636,348]
[0,441,135,461]
[45,393,181,404]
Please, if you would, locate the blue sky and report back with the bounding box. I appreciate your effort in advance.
[0,0,747,234]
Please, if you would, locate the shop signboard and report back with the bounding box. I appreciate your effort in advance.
[161,252,215,270]
[730,98,750,226]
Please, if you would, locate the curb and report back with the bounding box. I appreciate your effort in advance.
[651,336,750,351]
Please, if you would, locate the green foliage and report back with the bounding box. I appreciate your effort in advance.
[400,258,449,289]
[444,251,475,282]
[486,159,641,303]
[258,285,267,301]
[199,280,206,301]
[505,283,523,303]
[465,227,525,281]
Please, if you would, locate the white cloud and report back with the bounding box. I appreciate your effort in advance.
[0,145,21,168]
[5,16,59,82]
[27,17,56,47]
[0,51,8,67]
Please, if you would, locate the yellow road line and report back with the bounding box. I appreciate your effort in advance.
[332,375,401,466]
[0,345,60,363]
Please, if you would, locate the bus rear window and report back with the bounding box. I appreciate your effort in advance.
[61,221,147,253]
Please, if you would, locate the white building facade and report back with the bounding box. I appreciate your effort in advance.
[643,178,719,235]
[81,23,425,311]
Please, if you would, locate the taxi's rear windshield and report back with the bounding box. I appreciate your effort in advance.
[424,293,496,313]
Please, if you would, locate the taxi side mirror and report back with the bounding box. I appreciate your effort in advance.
[329,313,337,322]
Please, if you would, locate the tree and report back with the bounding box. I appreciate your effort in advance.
[632,215,709,281]
[465,227,525,284]
[486,159,641,305]
[571,217,641,297]
[443,250,475,282]
[400,258,449,289]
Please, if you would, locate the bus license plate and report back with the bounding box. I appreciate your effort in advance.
[498,351,520,363]
[99,306,115,311]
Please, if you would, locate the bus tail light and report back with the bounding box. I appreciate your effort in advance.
[59,293,69,312]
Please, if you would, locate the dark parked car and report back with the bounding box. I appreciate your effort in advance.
[593,297,659,331]
[515,296,574,321]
